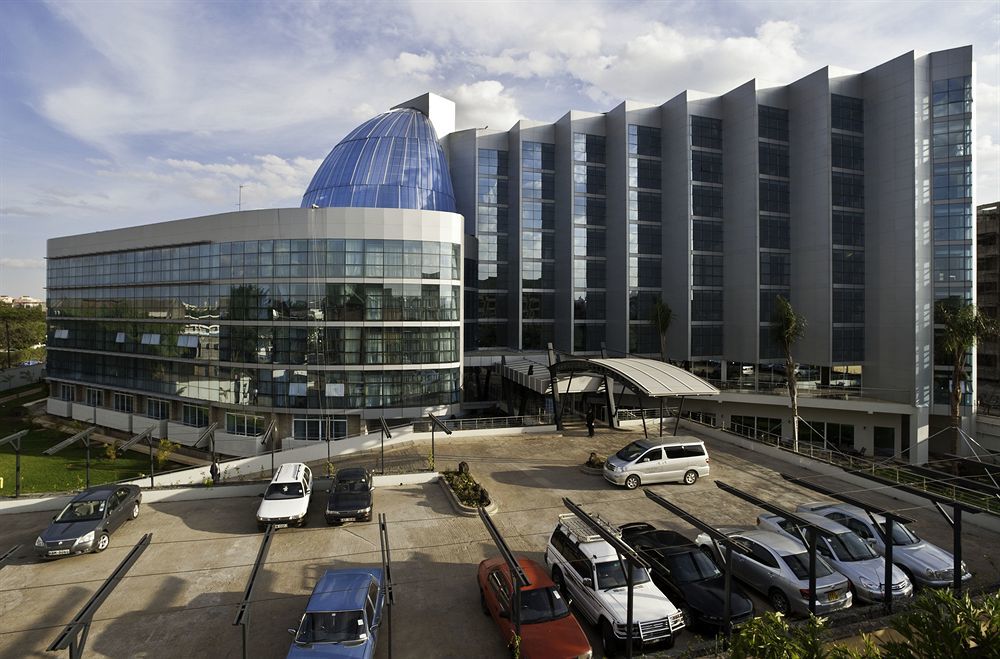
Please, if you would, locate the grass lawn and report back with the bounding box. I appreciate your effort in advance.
[0,389,181,495]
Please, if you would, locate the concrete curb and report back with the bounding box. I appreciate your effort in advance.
[438,476,498,517]
[579,466,603,475]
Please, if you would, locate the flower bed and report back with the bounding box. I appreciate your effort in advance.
[441,464,491,507]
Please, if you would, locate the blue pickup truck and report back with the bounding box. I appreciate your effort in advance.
[287,568,386,658]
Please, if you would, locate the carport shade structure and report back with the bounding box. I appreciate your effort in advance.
[545,351,720,435]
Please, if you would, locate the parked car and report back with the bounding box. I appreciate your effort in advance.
[695,527,852,616]
[757,512,913,604]
[619,522,754,631]
[603,438,709,489]
[797,501,972,588]
[478,555,592,659]
[257,462,312,531]
[326,467,374,525]
[544,513,685,656]
[35,485,141,558]
[287,568,385,658]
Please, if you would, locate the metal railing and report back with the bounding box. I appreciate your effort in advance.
[424,413,554,432]
[617,408,671,422]
[706,379,910,403]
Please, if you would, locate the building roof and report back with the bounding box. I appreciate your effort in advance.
[301,108,456,212]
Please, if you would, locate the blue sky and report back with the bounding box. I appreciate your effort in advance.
[1,0,997,299]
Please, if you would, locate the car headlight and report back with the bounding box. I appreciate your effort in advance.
[360,506,372,514]
[577,652,593,659]
[614,465,626,473]
[961,561,968,574]
[35,536,44,548]
[74,531,95,546]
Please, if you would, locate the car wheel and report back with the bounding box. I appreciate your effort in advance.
[680,606,693,629]
[95,532,110,552]
[683,470,699,485]
[768,588,790,615]
[130,502,140,520]
[624,474,640,490]
[480,588,490,616]
[601,619,618,658]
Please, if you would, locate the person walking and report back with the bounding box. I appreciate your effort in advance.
[210,459,221,485]
[586,407,596,437]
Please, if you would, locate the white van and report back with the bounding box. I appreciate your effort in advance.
[603,439,709,489]
[256,462,312,530]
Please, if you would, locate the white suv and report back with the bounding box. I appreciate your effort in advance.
[256,462,312,531]
[544,513,684,655]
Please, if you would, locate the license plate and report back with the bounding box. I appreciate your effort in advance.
[48,549,70,556]
[273,523,288,529]
[340,517,355,522]
[826,590,839,602]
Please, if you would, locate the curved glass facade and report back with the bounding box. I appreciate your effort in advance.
[301,109,457,212]
[47,237,462,414]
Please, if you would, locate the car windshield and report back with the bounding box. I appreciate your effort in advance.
[827,532,878,561]
[296,610,366,644]
[878,521,920,546]
[662,550,722,583]
[615,442,646,462]
[55,499,106,522]
[335,479,368,494]
[265,482,303,499]
[519,586,570,624]
[595,560,650,589]
[782,552,834,579]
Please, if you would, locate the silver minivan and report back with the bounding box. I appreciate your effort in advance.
[604,438,710,489]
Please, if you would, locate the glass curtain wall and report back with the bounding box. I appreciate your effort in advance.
[627,125,662,354]
[521,142,556,350]
[475,148,510,348]
[572,133,608,353]
[690,116,724,358]
[930,77,974,405]
[758,106,791,360]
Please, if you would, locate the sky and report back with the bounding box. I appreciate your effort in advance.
[1,0,998,299]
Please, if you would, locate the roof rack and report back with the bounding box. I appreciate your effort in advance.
[558,512,621,543]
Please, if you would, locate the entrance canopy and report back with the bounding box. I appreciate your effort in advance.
[552,358,719,398]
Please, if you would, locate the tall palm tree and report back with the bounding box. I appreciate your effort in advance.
[650,297,673,363]
[938,301,999,454]
[772,296,806,452]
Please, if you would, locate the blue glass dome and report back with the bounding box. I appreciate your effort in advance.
[301,108,456,212]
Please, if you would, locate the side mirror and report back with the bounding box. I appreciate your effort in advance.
[582,577,593,588]
[258,493,264,498]
[287,628,297,636]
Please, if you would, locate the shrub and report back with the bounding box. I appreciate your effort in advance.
[442,466,490,507]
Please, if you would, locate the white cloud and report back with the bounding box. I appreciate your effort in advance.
[450,81,523,131]
[388,51,438,80]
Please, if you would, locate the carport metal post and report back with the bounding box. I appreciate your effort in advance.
[47,533,152,659]
[674,397,685,435]
[378,513,395,659]
[0,544,20,570]
[563,498,649,659]
[715,481,834,615]
[378,417,392,475]
[0,430,28,497]
[192,423,218,462]
[258,420,276,478]
[427,414,451,472]
[234,524,275,659]
[643,490,751,638]
[43,427,98,490]
[546,343,564,431]
[478,507,531,642]
[116,425,156,488]
[781,473,915,613]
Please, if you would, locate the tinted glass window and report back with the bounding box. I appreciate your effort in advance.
[265,482,303,499]
[520,587,570,624]
[616,442,646,462]
[663,550,721,582]
[595,560,650,589]
[638,449,662,463]
[782,552,834,579]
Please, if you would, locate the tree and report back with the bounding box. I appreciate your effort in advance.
[650,296,673,363]
[938,301,999,454]
[0,306,46,369]
[772,296,806,452]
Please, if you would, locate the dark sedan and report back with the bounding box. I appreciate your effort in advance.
[620,522,754,631]
[35,485,142,558]
[325,467,373,525]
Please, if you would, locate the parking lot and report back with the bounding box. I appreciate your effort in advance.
[2,426,998,658]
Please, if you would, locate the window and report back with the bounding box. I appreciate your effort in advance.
[833,212,864,247]
[691,290,723,322]
[758,105,789,142]
[832,133,864,171]
[693,220,723,252]
[832,172,864,208]
[226,412,264,436]
[693,255,723,287]
[759,180,789,213]
[692,151,723,184]
[177,335,199,348]
[692,185,723,218]
[85,388,103,406]
[759,142,789,177]
[760,216,790,249]
[182,404,209,427]
[831,94,863,133]
[146,398,170,420]
[691,116,722,150]
[140,333,161,345]
[113,392,134,413]
[54,329,69,339]
[115,332,126,344]
[58,384,75,401]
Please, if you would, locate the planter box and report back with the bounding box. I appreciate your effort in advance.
[438,476,498,516]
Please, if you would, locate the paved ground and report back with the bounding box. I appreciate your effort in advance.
[1,423,998,659]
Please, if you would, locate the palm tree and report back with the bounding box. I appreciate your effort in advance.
[938,301,999,454]
[650,297,673,363]
[772,296,806,452]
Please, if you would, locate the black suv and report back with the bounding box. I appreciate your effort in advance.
[325,467,374,524]
[619,522,754,631]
